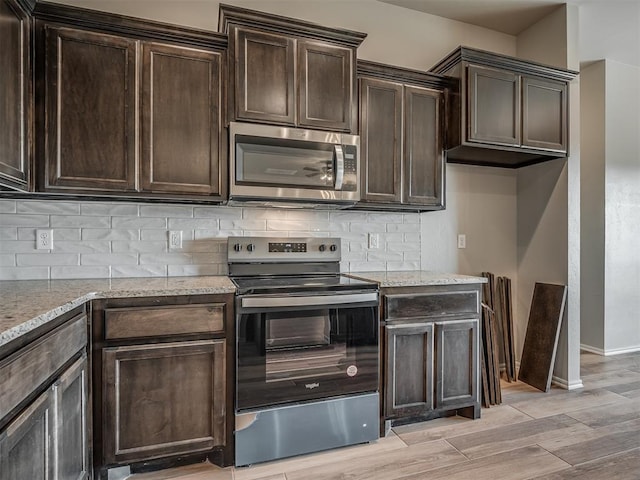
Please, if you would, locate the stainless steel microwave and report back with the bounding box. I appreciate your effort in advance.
[228,122,360,207]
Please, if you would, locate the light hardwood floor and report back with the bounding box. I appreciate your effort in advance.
[130,351,640,480]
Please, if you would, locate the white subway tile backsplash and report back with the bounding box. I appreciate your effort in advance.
[112,241,167,253]
[0,266,49,280]
[4,200,423,279]
[17,253,79,266]
[51,266,110,279]
[82,229,140,241]
[0,200,17,213]
[111,265,167,278]
[82,253,138,265]
[168,218,218,230]
[367,251,404,262]
[141,205,194,217]
[387,261,420,271]
[17,201,80,215]
[194,206,242,219]
[51,215,109,228]
[266,219,312,232]
[168,264,222,276]
[349,222,386,233]
[0,240,49,253]
[0,228,18,240]
[55,241,111,253]
[139,252,193,265]
[112,217,166,229]
[0,254,16,266]
[220,219,266,231]
[81,202,139,216]
[0,214,49,227]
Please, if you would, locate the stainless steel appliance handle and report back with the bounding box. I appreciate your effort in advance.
[241,292,378,308]
[334,145,344,190]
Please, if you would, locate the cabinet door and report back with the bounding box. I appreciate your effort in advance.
[435,319,478,409]
[0,389,55,480]
[141,43,224,197]
[384,322,433,418]
[359,78,403,203]
[298,40,353,132]
[467,65,520,146]
[522,76,567,152]
[234,28,295,125]
[0,0,30,190]
[43,26,137,192]
[404,85,444,207]
[53,356,89,480]
[102,340,226,464]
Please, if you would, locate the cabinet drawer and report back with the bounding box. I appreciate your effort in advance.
[104,303,225,340]
[0,314,87,422]
[385,290,479,320]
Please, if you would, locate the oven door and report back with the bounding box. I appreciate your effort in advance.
[236,291,379,411]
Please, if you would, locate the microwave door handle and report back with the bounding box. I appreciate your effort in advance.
[334,145,344,190]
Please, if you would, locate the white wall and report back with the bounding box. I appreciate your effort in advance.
[0,0,520,284]
[515,4,582,388]
[603,59,640,353]
[579,60,605,351]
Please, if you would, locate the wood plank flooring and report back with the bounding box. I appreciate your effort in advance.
[129,351,640,480]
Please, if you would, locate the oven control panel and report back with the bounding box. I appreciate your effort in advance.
[228,236,341,262]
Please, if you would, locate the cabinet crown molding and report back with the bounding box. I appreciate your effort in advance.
[430,46,578,82]
[34,1,228,50]
[358,60,453,90]
[218,3,367,47]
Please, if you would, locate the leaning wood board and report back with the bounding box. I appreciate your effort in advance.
[518,282,568,392]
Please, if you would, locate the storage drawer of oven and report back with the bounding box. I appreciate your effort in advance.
[104,303,225,340]
[385,290,479,320]
[239,291,379,310]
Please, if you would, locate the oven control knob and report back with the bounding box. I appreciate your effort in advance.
[330,244,337,252]
[233,243,241,252]
[319,244,326,252]
[247,243,255,252]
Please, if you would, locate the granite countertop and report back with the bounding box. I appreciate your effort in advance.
[349,270,487,287]
[0,276,235,351]
[0,271,485,352]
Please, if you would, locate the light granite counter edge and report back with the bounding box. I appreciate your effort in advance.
[348,271,488,287]
[0,283,236,351]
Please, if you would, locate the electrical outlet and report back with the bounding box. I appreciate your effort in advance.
[169,230,182,249]
[368,233,379,249]
[457,234,466,249]
[36,229,53,250]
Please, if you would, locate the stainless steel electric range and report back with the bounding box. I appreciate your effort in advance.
[228,236,380,466]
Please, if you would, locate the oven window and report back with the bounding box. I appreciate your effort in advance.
[264,310,347,383]
[237,305,378,410]
[236,135,336,188]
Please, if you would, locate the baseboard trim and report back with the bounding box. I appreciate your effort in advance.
[580,343,640,356]
[551,375,583,390]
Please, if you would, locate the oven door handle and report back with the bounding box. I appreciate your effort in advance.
[241,292,378,308]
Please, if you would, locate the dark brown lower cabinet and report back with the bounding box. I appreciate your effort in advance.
[54,356,90,480]
[435,320,478,410]
[102,340,226,464]
[0,354,89,480]
[382,284,482,428]
[384,322,433,418]
[0,389,55,480]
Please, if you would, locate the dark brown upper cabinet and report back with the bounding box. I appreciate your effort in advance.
[430,46,577,168]
[357,61,449,211]
[141,42,224,196]
[34,2,227,200]
[219,4,366,133]
[0,0,32,191]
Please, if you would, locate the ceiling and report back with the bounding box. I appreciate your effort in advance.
[378,0,567,35]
